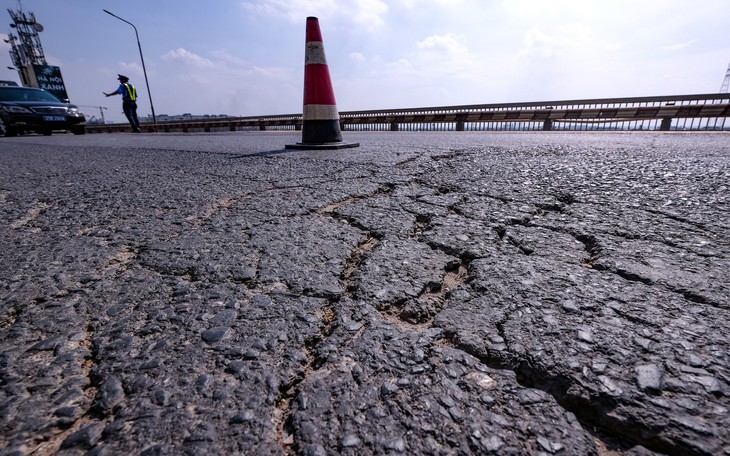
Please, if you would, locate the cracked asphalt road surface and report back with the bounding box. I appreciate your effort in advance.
[1,131,728,455]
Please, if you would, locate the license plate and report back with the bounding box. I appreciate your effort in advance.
[43,115,65,121]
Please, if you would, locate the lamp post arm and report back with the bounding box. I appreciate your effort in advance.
[103,9,133,28]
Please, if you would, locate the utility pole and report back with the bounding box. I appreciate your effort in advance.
[720,60,730,93]
[5,7,46,87]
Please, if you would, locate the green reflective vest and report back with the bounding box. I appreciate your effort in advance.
[123,83,137,101]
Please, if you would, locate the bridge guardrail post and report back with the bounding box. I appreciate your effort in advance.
[660,117,672,131]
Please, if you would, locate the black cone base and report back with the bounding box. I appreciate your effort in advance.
[286,119,359,150]
[285,141,360,150]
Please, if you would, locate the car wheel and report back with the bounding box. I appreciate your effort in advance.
[1,120,17,137]
[71,126,86,135]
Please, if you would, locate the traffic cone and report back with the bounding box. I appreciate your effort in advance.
[286,17,359,150]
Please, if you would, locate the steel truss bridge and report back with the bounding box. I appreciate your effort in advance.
[88,93,730,134]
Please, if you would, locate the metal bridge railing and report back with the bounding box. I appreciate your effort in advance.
[88,93,730,134]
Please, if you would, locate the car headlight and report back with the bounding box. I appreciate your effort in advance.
[68,106,80,114]
[0,105,33,114]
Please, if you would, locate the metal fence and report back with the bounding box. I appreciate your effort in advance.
[89,93,730,134]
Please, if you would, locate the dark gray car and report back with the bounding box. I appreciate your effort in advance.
[0,86,86,136]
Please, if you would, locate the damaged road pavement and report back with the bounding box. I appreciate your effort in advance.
[0,132,728,455]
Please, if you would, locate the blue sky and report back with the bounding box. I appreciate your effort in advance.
[1,0,729,123]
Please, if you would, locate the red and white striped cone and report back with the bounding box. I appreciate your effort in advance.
[286,17,359,150]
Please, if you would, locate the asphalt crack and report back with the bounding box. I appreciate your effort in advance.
[9,200,51,230]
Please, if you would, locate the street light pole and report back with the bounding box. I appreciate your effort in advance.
[103,9,157,125]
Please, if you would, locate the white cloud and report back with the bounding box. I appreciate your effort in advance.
[211,50,249,67]
[518,25,595,59]
[349,51,366,62]
[252,65,292,80]
[241,0,388,28]
[502,0,590,20]
[417,33,468,55]
[242,0,336,21]
[389,58,413,70]
[351,0,389,27]
[662,39,699,52]
[161,48,214,68]
[117,61,144,79]
[177,73,215,85]
[400,0,463,8]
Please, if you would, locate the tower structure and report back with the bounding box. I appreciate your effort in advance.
[6,8,46,86]
[721,60,730,94]
[5,6,68,100]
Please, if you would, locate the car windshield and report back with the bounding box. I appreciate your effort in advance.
[0,87,62,102]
